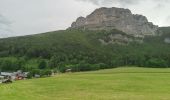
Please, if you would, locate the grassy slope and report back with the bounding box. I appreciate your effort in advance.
[1,67,170,100]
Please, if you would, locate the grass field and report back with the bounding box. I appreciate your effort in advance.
[1,67,170,100]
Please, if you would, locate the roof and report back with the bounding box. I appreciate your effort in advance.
[0,71,29,77]
[1,72,13,76]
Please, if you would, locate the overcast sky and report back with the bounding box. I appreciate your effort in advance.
[0,0,170,38]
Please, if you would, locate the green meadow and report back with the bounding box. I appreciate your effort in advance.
[1,67,170,100]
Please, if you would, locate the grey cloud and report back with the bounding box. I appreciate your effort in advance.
[76,0,111,5]
[0,14,12,37]
[167,16,170,20]
[76,0,140,6]
[119,0,139,4]
[76,0,170,7]
[153,0,169,9]
[155,4,164,9]
[164,16,170,25]
[0,14,11,26]
[0,14,11,30]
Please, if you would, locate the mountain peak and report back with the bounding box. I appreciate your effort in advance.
[70,7,158,37]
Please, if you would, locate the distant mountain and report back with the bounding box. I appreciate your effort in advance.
[0,7,170,72]
[70,7,159,38]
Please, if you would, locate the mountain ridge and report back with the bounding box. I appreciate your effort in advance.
[70,7,159,37]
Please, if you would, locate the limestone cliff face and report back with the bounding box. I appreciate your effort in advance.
[71,7,158,37]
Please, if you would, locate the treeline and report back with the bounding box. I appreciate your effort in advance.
[0,51,170,73]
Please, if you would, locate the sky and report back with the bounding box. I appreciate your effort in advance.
[0,0,170,38]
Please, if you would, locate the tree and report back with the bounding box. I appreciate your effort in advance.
[40,69,52,76]
[38,59,47,69]
[49,55,61,70]
[1,60,13,71]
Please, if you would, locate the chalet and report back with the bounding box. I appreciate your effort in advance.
[0,71,29,81]
[0,72,15,80]
[13,70,29,80]
[0,73,13,83]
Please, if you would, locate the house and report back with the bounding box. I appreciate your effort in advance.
[1,72,13,76]
[0,72,15,81]
[13,70,24,80]
[0,73,13,83]
[0,71,29,81]
[13,71,29,80]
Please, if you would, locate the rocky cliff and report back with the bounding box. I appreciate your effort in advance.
[70,7,159,37]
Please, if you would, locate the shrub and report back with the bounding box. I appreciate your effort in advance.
[146,58,168,68]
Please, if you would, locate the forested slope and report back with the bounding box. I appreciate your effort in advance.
[0,27,170,72]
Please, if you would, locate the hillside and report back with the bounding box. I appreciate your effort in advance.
[1,67,170,100]
[0,27,170,72]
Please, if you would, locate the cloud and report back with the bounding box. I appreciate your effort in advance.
[0,14,12,38]
[163,16,170,26]
[0,14,11,25]
[76,0,169,6]
[76,0,140,6]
